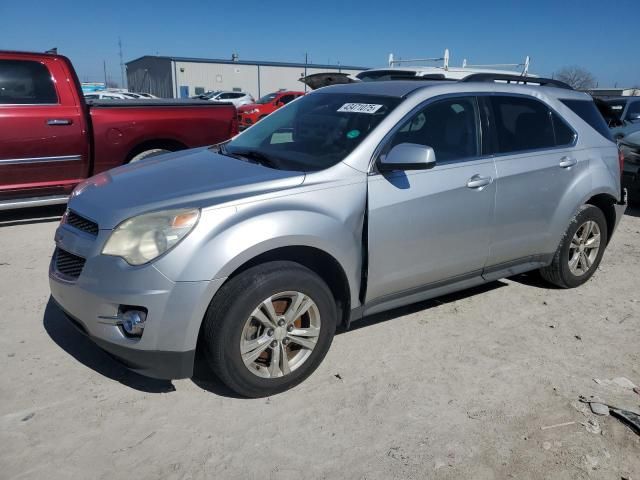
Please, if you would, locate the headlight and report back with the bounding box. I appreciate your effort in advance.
[102,208,200,265]
[249,108,260,114]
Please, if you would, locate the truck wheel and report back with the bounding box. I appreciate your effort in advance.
[539,204,608,288]
[129,148,170,163]
[201,261,337,397]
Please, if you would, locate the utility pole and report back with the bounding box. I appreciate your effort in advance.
[304,52,308,93]
[119,37,126,89]
[103,60,108,87]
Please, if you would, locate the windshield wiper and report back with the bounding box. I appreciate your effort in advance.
[229,149,278,168]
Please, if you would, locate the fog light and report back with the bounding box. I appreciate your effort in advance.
[121,310,146,336]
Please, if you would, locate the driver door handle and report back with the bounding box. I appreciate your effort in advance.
[47,119,73,126]
[466,175,492,189]
[559,156,577,168]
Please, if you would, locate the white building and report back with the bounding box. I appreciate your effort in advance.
[126,55,368,99]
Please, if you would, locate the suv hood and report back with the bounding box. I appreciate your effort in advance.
[68,147,305,229]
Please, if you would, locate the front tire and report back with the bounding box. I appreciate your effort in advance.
[201,261,337,397]
[539,204,608,288]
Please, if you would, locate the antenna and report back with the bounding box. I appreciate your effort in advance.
[118,37,126,89]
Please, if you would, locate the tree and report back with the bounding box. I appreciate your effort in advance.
[555,66,596,90]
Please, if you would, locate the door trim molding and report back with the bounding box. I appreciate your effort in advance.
[0,155,82,166]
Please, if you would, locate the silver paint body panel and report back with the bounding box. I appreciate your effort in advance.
[49,80,624,365]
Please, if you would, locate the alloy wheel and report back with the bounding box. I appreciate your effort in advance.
[240,291,321,378]
[568,220,601,276]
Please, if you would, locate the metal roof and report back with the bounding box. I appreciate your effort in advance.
[126,55,369,71]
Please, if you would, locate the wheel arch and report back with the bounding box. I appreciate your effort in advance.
[223,245,352,329]
[585,192,618,245]
[125,138,188,163]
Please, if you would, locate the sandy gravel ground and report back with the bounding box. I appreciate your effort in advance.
[0,205,639,480]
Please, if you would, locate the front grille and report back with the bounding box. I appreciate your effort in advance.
[54,248,86,279]
[66,210,99,236]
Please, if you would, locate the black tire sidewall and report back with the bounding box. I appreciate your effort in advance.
[557,205,608,288]
[203,262,337,397]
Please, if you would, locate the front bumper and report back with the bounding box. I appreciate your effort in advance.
[56,300,195,379]
[49,223,225,379]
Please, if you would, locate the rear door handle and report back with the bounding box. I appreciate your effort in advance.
[559,156,577,168]
[47,119,73,126]
[466,175,492,189]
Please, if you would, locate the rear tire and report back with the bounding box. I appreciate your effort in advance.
[201,261,337,398]
[539,204,608,288]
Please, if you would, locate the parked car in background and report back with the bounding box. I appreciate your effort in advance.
[237,90,304,129]
[602,97,640,139]
[0,50,238,210]
[619,130,640,203]
[84,91,132,100]
[135,92,158,99]
[194,90,254,107]
[49,74,625,397]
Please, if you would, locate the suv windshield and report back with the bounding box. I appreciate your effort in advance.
[225,92,401,172]
[257,93,279,104]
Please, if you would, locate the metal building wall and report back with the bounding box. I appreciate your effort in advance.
[172,61,364,99]
[173,61,260,98]
[126,57,173,98]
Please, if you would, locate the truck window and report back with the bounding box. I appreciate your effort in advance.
[0,59,58,104]
[490,96,555,153]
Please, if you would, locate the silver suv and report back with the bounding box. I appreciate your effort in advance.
[50,76,626,397]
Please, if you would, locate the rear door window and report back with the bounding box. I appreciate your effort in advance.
[0,59,58,104]
[489,96,555,153]
[551,112,577,146]
[561,99,613,141]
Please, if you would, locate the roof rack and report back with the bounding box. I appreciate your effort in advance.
[389,49,450,70]
[460,73,573,90]
[462,55,530,76]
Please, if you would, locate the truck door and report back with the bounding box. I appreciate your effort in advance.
[0,56,89,200]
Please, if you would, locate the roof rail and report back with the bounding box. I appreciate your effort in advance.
[461,73,572,90]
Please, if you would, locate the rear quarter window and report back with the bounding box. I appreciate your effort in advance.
[0,59,58,104]
[560,99,613,141]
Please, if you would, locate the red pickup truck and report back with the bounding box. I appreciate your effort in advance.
[0,51,238,210]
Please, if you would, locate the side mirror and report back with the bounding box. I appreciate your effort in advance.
[378,143,436,172]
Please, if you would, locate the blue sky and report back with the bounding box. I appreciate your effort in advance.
[2,0,638,87]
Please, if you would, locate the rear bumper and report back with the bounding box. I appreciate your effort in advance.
[57,300,195,379]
